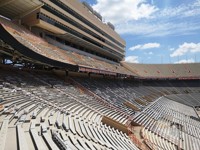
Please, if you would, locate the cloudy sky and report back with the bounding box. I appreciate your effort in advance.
[81,0,200,64]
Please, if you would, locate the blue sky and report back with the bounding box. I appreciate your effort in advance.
[81,0,200,64]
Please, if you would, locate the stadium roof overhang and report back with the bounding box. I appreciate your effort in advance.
[0,39,61,68]
[0,0,43,19]
[0,23,78,71]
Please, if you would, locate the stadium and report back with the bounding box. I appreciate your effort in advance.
[0,0,200,150]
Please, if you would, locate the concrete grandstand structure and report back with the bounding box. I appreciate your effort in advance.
[0,0,200,150]
[122,62,200,79]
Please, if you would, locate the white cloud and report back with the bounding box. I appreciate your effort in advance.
[169,48,175,51]
[194,0,200,6]
[184,1,200,17]
[92,0,158,24]
[129,43,160,51]
[92,0,200,37]
[174,58,195,64]
[125,56,139,63]
[117,21,200,37]
[142,43,160,49]
[170,42,200,57]
[158,5,188,18]
[153,1,200,19]
[129,45,142,51]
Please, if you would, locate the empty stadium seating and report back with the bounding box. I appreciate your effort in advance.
[133,97,200,149]
[0,65,200,150]
[1,2,200,150]
[73,77,200,116]
[122,62,200,79]
[165,93,200,107]
[0,68,140,150]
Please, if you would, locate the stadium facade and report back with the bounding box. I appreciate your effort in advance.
[0,0,130,76]
[0,0,200,150]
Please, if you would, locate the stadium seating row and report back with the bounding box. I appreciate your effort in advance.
[165,93,200,107]
[122,62,200,78]
[133,97,200,149]
[0,68,139,150]
[0,67,200,149]
[74,77,200,116]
